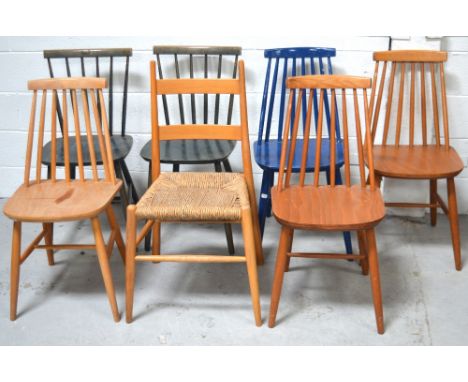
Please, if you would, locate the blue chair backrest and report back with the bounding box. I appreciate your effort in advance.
[257,47,340,143]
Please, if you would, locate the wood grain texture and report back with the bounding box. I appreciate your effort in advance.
[28,77,106,90]
[287,75,371,89]
[373,50,447,62]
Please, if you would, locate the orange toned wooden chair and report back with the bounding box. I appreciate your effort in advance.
[369,50,463,270]
[268,75,386,334]
[3,77,125,322]
[125,59,263,326]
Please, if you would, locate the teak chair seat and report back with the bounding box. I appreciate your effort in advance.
[268,75,385,334]
[136,172,249,222]
[272,184,385,230]
[4,179,122,222]
[369,50,463,270]
[372,145,463,179]
[3,77,125,322]
[125,60,263,326]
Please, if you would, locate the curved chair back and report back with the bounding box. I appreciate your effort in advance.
[277,75,375,190]
[43,48,132,137]
[258,47,339,143]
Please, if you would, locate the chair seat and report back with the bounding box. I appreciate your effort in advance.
[42,135,133,166]
[372,145,464,179]
[136,172,250,222]
[271,184,385,230]
[3,180,122,222]
[140,139,236,164]
[253,138,344,172]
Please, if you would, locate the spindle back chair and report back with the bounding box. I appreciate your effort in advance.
[268,75,385,334]
[126,59,263,326]
[3,77,125,322]
[253,47,352,255]
[141,45,242,253]
[42,48,138,210]
[370,50,463,270]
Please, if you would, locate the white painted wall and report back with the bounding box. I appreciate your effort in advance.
[0,36,467,215]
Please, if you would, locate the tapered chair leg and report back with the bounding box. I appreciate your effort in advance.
[447,177,462,271]
[268,226,293,328]
[357,230,369,275]
[91,216,120,322]
[115,161,129,217]
[430,179,437,226]
[284,228,294,272]
[43,223,54,266]
[258,171,270,239]
[105,205,126,264]
[144,162,152,252]
[126,205,137,323]
[152,221,161,257]
[10,221,22,321]
[335,167,353,254]
[214,161,235,254]
[241,209,262,326]
[365,228,384,334]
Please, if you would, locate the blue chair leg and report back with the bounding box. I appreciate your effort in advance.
[258,170,271,239]
[335,167,353,254]
[266,170,274,218]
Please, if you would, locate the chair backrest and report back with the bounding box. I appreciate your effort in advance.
[152,45,242,126]
[149,59,256,193]
[258,47,339,143]
[370,50,449,148]
[277,75,376,190]
[24,77,117,186]
[43,48,132,136]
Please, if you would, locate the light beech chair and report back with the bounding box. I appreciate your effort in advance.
[3,77,125,322]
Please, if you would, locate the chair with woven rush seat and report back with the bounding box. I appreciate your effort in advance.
[126,59,263,326]
[254,47,352,256]
[140,46,241,253]
[268,75,385,334]
[369,50,463,270]
[3,77,125,322]
[42,48,139,216]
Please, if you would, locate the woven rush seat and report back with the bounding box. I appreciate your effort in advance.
[136,172,250,222]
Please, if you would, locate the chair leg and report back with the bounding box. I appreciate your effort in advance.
[268,226,293,328]
[152,221,161,257]
[222,158,232,172]
[241,209,262,326]
[214,161,235,255]
[357,230,369,275]
[258,170,271,239]
[126,205,137,323]
[105,205,126,264]
[91,216,120,322]
[365,228,384,334]
[266,170,274,218]
[430,179,437,227]
[173,164,180,172]
[115,161,129,217]
[120,159,140,204]
[447,178,462,271]
[10,221,21,321]
[335,167,353,255]
[144,162,152,252]
[284,228,294,272]
[43,223,55,266]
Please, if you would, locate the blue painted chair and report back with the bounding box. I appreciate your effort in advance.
[253,47,352,254]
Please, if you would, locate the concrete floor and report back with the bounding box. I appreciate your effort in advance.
[0,197,467,345]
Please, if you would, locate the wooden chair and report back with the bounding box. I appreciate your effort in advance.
[3,77,125,322]
[369,50,463,270]
[254,47,352,255]
[126,59,263,326]
[268,75,386,334]
[140,46,241,253]
[42,48,139,216]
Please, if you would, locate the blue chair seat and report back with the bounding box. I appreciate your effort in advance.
[254,138,344,172]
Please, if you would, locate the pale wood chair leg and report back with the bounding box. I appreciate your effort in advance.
[91,216,120,322]
[241,209,262,326]
[447,177,462,271]
[365,228,384,334]
[43,222,54,266]
[357,230,369,275]
[152,221,161,257]
[105,205,126,264]
[250,203,264,266]
[10,221,22,321]
[284,228,294,272]
[268,226,293,328]
[126,205,137,323]
[430,179,437,226]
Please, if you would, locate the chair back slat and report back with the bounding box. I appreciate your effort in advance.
[174,54,186,124]
[90,91,110,181]
[371,50,450,148]
[61,90,71,182]
[214,54,223,124]
[35,90,47,183]
[81,89,99,180]
[227,54,239,125]
[277,75,372,191]
[24,91,37,186]
[50,91,57,181]
[71,90,85,180]
[43,48,132,137]
[98,90,117,182]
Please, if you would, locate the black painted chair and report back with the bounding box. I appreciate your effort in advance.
[140,46,242,252]
[42,48,139,214]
